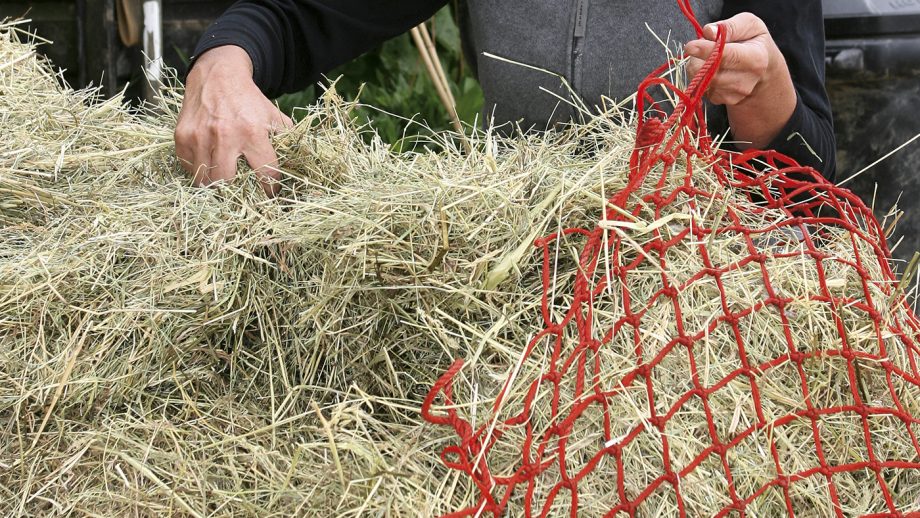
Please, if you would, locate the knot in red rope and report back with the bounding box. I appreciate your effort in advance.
[636,116,666,148]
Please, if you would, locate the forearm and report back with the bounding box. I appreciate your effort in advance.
[757,94,837,182]
[191,0,449,98]
[725,45,797,151]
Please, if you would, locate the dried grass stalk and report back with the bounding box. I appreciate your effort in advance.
[1,21,918,518]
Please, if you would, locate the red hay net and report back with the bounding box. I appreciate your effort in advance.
[422,2,920,516]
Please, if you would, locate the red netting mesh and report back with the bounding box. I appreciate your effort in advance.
[422,2,920,516]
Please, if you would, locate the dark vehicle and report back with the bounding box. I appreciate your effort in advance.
[0,0,233,99]
[824,0,920,273]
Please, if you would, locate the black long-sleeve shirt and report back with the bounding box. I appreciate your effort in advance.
[193,0,836,181]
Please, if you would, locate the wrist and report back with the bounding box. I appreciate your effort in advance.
[190,45,254,80]
[728,44,797,149]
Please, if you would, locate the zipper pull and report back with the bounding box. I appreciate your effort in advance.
[574,0,589,38]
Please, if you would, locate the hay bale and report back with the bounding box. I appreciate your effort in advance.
[0,22,605,516]
[1,20,919,517]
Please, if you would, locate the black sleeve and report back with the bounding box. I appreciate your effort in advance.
[718,0,837,182]
[192,0,448,98]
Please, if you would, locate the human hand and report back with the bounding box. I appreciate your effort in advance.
[684,12,784,106]
[683,13,797,149]
[174,45,293,196]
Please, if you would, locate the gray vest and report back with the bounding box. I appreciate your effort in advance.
[462,0,724,130]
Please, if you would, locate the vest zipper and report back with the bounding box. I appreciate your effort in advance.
[572,0,589,102]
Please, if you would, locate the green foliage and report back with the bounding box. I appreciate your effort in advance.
[277,8,482,145]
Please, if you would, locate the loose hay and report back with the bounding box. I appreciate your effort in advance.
[1,17,919,518]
